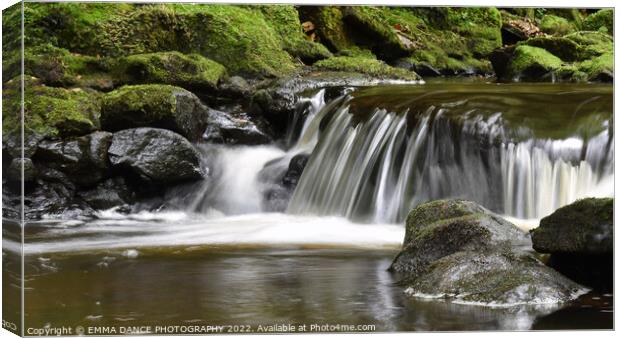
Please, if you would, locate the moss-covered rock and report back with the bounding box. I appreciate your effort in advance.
[577,52,613,82]
[506,45,563,81]
[403,249,586,306]
[531,197,613,292]
[255,5,333,64]
[3,77,102,138]
[522,36,583,62]
[540,15,574,36]
[101,84,209,140]
[297,6,354,52]
[390,199,529,273]
[111,52,227,90]
[314,56,420,80]
[583,9,613,35]
[565,31,613,58]
[18,3,301,78]
[532,198,613,254]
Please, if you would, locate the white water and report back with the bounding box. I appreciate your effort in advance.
[21,211,404,255]
[288,93,613,222]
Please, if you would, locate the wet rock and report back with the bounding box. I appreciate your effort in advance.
[531,198,613,291]
[391,199,584,306]
[35,131,113,188]
[7,158,37,184]
[203,108,272,145]
[101,84,210,141]
[505,45,562,82]
[390,199,530,273]
[282,154,309,188]
[108,128,204,185]
[402,249,586,306]
[24,182,95,220]
[78,177,134,210]
[217,76,252,99]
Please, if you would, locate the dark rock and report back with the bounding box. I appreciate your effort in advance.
[402,249,586,306]
[532,198,612,254]
[217,76,252,99]
[108,128,204,185]
[101,84,210,141]
[3,131,43,159]
[282,154,309,188]
[203,108,272,145]
[24,182,94,220]
[78,177,134,210]
[35,131,113,188]
[531,198,613,291]
[489,45,516,81]
[390,199,530,273]
[7,158,37,184]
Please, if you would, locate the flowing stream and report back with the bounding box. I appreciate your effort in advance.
[4,81,613,331]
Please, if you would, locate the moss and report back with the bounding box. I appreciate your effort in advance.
[507,45,563,80]
[522,36,583,62]
[540,15,574,36]
[3,77,102,138]
[298,6,354,52]
[4,44,113,90]
[314,56,420,80]
[578,52,613,82]
[565,31,614,59]
[532,198,613,253]
[254,5,332,64]
[102,84,182,124]
[112,51,227,90]
[19,3,301,78]
[444,8,503,57]
[583,9,613,35]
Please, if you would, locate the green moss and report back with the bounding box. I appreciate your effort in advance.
[583,9,613,35]
[19,3,301,77]
[522,36,583,62]
[298,6,354,52]
[102,84,181,123]
[112,51,226,89]
[3,77,102,137]
[578,52,613,81]
[565,31,614,59]
[532,197,613,253]
[507,45,563,80]
[314,56,420,80]
[254,5,332,64]
[540,15,574,36]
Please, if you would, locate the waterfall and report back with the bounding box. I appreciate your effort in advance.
[288,96,613,222]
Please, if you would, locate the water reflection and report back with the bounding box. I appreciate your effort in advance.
[21,249,612,332]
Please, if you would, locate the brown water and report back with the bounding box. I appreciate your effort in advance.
[3,245,612,333]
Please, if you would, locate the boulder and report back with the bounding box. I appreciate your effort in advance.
[24,181,95,220]
[403,249,586,306]
[505,45,563,82]
[35,131,113,188]
[390,199,530,273]
[108,128,204,185]
[111,52,227,91]
[7,158,37,184]
[203,108,272,145]
[101,84,210,141]
[3,79,102,138]
[539,15,574,36]
[391,199,585,306]
[282,154,309,188]
[531,198,613,291]
[78,177,134,210]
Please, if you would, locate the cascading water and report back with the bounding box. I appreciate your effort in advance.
[287,86,613,223]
